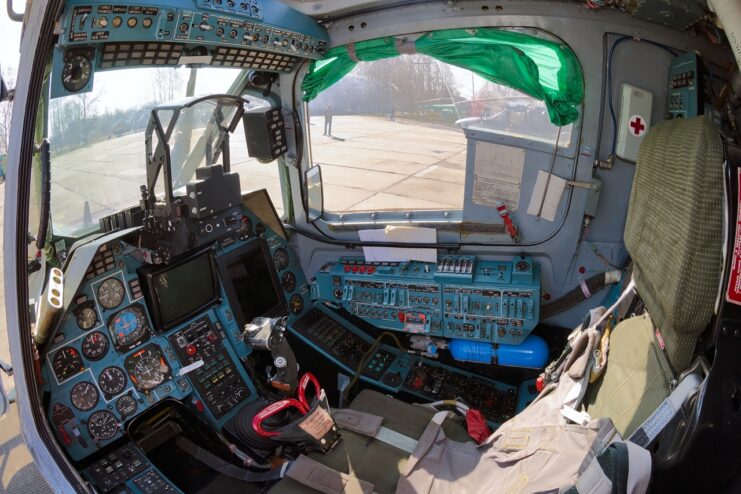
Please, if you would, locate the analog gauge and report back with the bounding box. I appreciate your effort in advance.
[288,294,304,315]
[281,271,296,293]
[115,395,137,418]
[75,303,98,330]
[273,247,289,271]
[81,331,109,361]
[70,381,99,411]
[61,53,93,92]
[98,366,127,397]
[124,344,171,391]
[97,277,126,310]
[52,347,83,381]
[515,261,530,272]
[107,304,150,352]
[87,410,119,441]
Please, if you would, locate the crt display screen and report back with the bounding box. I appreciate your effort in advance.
[148,252,218,329]
[217,241,283,327]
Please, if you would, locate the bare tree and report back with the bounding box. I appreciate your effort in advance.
[76,91,101,120]
[0,65,16,156]
[151,68,183,103]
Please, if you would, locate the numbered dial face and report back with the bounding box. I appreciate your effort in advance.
[289,294,304,315]
[97,278,126,310]
[75,303,98,330]
[107,304,150,352]
[98,366,127,396]
[273,247,289,271]
[124,345,171,391]
[61,53,93,92]
[70,381,99,411]
[52,347,83,381]
[115,395,137,418]
[87,410,118,441]
[281,271,296,292]
[81,332,109,361]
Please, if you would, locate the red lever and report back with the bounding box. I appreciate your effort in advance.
[252,399,306,438]
[298,372,321,413]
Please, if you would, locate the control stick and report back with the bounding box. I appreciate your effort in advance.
[244,317,298,395]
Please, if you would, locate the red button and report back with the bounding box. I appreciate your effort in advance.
[344,265,351,272]
[368,266,376,274]
[352,266,359,273]
[398,311,406,322]
[207,331,219,343]
[192,398,205,413]
[186,345,197,357]
[359,266,367,273]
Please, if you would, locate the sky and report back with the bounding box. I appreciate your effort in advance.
[1,3,23,77]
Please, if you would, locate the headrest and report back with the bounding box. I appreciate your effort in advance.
[624,116,724,371]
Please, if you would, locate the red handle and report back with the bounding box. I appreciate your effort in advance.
[252,398,305,438]
[297,372,321,413]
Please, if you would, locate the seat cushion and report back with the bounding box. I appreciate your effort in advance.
[584,314,674,437]
[624,115,724,371]
[269,390,470,494]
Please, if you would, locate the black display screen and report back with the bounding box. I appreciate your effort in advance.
[139,251,219,331]
[217,240,284,328]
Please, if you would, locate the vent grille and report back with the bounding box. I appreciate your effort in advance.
[100,42,184,68]
[99,42,298,72]
[211,46,297,71]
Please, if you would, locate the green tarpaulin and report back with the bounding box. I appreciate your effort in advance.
[302,28,583,126]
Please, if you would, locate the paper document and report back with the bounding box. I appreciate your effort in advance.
[472,142,526,210]
[527,170,567,222]
[358,226,436,262]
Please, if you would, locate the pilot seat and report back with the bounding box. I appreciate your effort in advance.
[271,115,725,493]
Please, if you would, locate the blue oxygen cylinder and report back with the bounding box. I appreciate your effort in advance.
[448,335,549,369]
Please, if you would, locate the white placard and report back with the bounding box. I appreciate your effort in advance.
[472,142,526,210]
[359,226,436,263]
[527,170,567,222]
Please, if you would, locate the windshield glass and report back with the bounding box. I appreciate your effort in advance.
[49,67,244,236]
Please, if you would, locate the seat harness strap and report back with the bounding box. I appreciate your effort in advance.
[334,408,420,454]
[628,371,704,447]
[286,455,375,494]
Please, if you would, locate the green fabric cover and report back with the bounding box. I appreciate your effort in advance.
[302,28,584,126]
[624,115,724,371]
[584,314,674,437]
[270,390,470,494]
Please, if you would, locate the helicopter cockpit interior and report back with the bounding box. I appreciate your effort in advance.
[11,0,741,492]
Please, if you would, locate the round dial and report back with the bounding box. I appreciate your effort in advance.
[273,248,289,271]
[98,366,127,396]
[61,53,93,92]
[289,294,304,315]
[97,278,126,310]
[52,347,83,381]
[81,331,109,361]
[107,304,150,351]
[87,411,118,441]
[124,345,171,391]
[255,222,266,236]
[115,395,137,418]
[281,271,296,293]
[75,304,98,330]
[70,381,99,411]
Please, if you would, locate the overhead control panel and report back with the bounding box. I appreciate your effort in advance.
[52,0,328,97]
[311,255,541,346]
[667,52,700,119]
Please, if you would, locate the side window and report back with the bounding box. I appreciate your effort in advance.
[308,55,570,215]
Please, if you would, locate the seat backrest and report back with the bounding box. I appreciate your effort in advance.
[624,115,724,371]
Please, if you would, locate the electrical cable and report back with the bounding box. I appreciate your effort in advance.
[341,332,405,405]
[607,36,680,156]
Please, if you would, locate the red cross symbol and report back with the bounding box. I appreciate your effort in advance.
[629,115,646,136]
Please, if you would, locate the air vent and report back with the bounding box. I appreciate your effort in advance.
[100,42,184,68]
[211,46,297,71]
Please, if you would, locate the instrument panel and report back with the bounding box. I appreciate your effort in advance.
[44,202,310,462]
[51,0,329,97]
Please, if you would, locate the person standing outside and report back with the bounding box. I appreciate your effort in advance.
[324,104,333,136]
